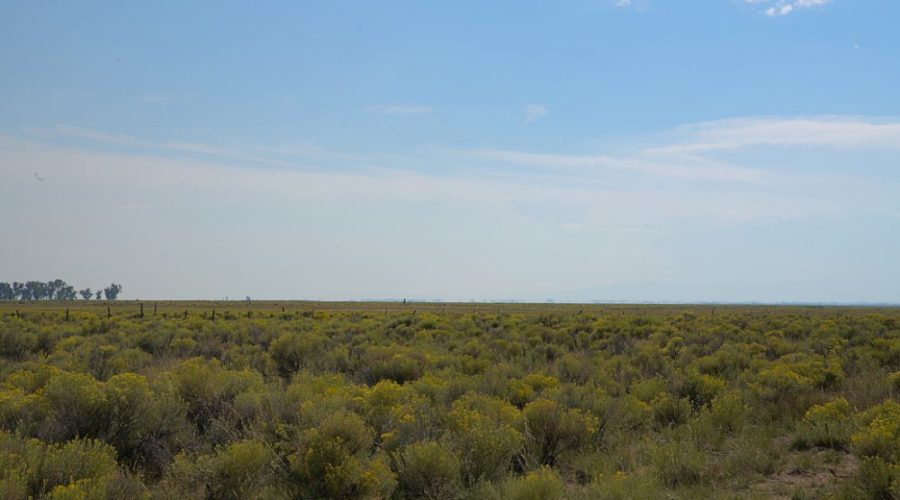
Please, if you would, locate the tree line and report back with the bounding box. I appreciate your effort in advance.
[0,279,122,301]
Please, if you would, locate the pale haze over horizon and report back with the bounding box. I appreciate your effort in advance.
[2,0,899,303]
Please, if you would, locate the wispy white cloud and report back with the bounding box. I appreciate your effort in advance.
[10,115,900,229]
[469,149,766,183]
[643,116,900,154]
[46,116,900,188]
[54,125,147,148]
[615,0,632,7]
[0,133,836,224]
[523,104,549,125]
[463,116,900,188]
[364,104,432,115]
[47,124,362,165]
[746,0,832,17]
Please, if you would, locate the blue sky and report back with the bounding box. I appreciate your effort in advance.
[1,0,899,302]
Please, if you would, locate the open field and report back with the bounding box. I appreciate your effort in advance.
[4,300,898,318]
[1,302,899,499]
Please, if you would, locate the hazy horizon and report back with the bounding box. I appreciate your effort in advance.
[2,0,899,303]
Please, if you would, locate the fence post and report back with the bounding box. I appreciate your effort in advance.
[107,306,111,319]
[140,303,144,318]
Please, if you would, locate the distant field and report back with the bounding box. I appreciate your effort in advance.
[3,299,896,317]
[1,302,898,498]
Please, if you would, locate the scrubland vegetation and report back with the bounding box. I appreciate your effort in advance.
[0,302,898,499]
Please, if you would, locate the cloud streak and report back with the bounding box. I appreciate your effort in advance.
[48,124,363,166]
[0,133,836,224]
[469,149,766,183]
[523,104,549,125]
[746,0,832,17]
[364,104,432,115]
[43,115,900,187]
[643,116,900,154]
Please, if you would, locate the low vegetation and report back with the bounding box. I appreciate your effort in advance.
[0,302,898,498]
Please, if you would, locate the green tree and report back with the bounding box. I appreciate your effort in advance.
[0,282,13,300]
[103,283,123,300]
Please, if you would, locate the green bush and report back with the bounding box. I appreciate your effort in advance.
[837,456,900,500]
[651,394,692,429]
[583,471,664,500]
[503,466,566,500]
[199,440,278,500]
[852,401,900,462]
[708,391,747,434]
[680,371,725,408]
[288,411,396,499]
[448,394,524,484]
[792,397,854,450]
[0,432,119,499]
[396,441,460,500]
[0,327,38,360]
[522,399,598,468]
[652,439,706,487]
[269,332,326,377]
[889,371,900,393]
[42,371,108,440]
[172,358,263,435]
[362,346,425,385]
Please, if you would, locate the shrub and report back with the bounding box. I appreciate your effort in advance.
[362,347,425,385]
[522,399,598,468]
[0,327,38,360]
[172,358,263,435]
[652,439,706,487]
[396,441,460,500]
[889,371,900,393]
[103,373,155,455]
[448,395,524,484]
[708,392,747,434]
[0,387,50,435]
[42,371,108,440]
[852,401,900,462]
[0,434,120,499]
[651,394,692,429]
[269,332,326,377]
[288,411,396,499]
[608,394,652,431]
[360,380,407,435]
[837,456,900,500]
[680,372,725,408]
[630,378,667,403]
[200,440,279,500]
[792,397,854,450]
[583,471,664,500]
[752,363,815,400]
[503,466,566,500]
